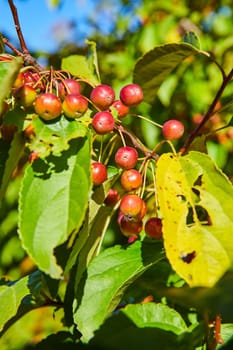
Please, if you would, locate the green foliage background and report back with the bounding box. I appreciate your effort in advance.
[0,0,232,349]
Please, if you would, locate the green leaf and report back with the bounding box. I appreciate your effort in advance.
[0,132,25,201]
[0,276,30,332]
[0,57,23,114]
[73,240,164,342]
[90,305,203,350]
[156,151,233,287]
[133,43,208,104]
[18,135,91,278]
[122,302,187,334]
[62,47,100,87]
[64,173,119,276]
[181,31,201,50]
[26,114,89,158]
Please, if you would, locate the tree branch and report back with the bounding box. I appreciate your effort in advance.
[180,68,233,154]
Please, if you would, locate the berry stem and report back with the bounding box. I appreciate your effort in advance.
[180,68,233,154]
[117,124,159,160]
[130,113,162,128]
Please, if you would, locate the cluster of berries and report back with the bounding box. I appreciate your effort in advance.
[11,69,185,241]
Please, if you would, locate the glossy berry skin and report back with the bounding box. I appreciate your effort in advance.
[92,111,115,135]
[120,169,142,192]
[58,79,81,99]
[34,93,62,121]
[104,188,120,206]
[111,100,129,119]
[119,215,143,237]
[120,194,146,219]
[162,119,184,140]
[115,146,138,170]
[90,84,115,110]
[91,162,107,186]
[62,94,88,118]
[120,84,143,106]
[13,85,37,107]
[145,217,163,240]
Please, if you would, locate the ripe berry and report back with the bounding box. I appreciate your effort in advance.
[92,111,115,135]
[58,78,81,99]
[62,94,88,118]
[90,84,115,110]
[34,93,62,121]
[115,146,138,169]
[120,169,142,192]
[104,188,120,206]
[120,194,146,219]
[91,162,107,186]
[119,215,143,237]
[162,119,184,140]
[145,217,163,240]
[13,72,25,88]
[111,100,129,119]
[13,85,37,107]
[120,83,143,106]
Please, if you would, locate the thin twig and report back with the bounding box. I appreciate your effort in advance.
[180,68,233,154]
[8,0,29,55]
[2,37,23,56]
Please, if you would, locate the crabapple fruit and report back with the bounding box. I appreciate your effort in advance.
[91,111,115,135]
[120,194,146,219]
[62,94,88,118]
[120,83,143,106]
[34,93,62,121]
[145,217,163,240]
[91,162,107,186]
[162,119,184,140]
[90,84,115,110]
[120,169,142,192]
[115,146,138,169]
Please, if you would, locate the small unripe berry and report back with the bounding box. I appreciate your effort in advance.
[120,84,143,106]
[162,119,184,140]
[115,146,138,170]
[13,85,37,107]
[92,111,115,135]
[91,162,107,186]
[90,84,115,110]
[120,169,142,191]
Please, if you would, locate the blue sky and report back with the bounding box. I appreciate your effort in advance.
[1,0,141,54]
[1,0,96,52]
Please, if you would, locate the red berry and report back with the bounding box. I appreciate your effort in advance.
[115,146,138,169]
[104,188,120,206]
[111,100,129,119]
[120,169,142,192]
[120,84,143,106]
[119,215,143,237]
[145,217,163,240]
[91,162,107,186]
[62,94,88,118]
[162,119,184,140]
[58,79,81,99]
[90,84,115,110]
[34,93,62,121]
[120,194,146,219]
[92,111,115,135]
[13,85,37,107]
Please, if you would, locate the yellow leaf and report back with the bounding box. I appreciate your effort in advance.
[156,151,233,287]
